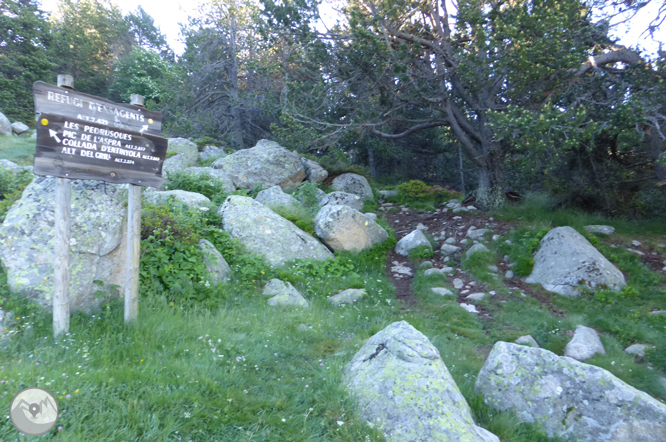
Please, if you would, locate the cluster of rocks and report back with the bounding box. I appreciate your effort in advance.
[0,112,30,137]
[0,138,389,312]
[343,320,666,442]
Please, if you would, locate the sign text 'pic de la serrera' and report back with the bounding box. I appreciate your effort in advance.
[33,81,167,186]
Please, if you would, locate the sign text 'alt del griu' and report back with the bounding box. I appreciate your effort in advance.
[32,81,167,187]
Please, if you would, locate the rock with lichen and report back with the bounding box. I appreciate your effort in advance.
[0,177,127,312]
[475,341,666,442]
[343,321,500,442]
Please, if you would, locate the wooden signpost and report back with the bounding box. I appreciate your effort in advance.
[33,76,167,336]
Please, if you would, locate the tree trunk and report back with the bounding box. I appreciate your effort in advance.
[646,127,666,198]
[228,12,244,150]
[475,151,505,211]
[368,144,376,179]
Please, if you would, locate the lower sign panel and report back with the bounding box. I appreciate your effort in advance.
[34,113,167,187]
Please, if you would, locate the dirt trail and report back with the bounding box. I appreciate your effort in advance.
[379,200,666,319]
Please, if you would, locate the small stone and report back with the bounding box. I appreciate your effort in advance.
[631,240,642,247]
[505,270,514,279]
[442,208,449,213]
[504,255,511,262]
[440,244,461,255]
[419,261,434,270]
[625,344,651,358]
[431,287,454,296]
[627,248,645,256]
[658,244,666,248]
[489,217,494,221]
[584,225,615,235]
[460,239,469,244]
[466,243,489,258]
[329,288,366,306]
[453,278,464,289]
[453,216,462,220]
[459,303,479,313]
[489,291,496,295]
[492,234,501,241]
[445,237,457,244]
[515,335,540,348]
[504,240,512,245]
[466,292,488,301]
[487,265,498,272]
[507,262,517,268]
[564,325,606,361]
[651,310,666,315]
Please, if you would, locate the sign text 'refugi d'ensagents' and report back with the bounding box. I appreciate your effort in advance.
[33,82,167,187]
[34,113,167,187]
[33,81,162,136]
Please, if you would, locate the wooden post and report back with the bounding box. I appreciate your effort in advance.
[53,74,74,338]
[124,94,144,323]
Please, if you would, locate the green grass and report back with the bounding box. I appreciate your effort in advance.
[0,136,36,166]
[1,176,666,441]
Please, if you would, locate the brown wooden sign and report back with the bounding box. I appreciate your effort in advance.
[34,113,167,187]
[33,81,162,137]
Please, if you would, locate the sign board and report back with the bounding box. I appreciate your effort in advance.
[33,81,162,136]
[34,113,167,187]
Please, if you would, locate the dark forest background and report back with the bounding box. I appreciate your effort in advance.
[2,0,665,215]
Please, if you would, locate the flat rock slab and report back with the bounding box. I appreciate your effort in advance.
[476,341,666,442]
[525,226,626,297]
[343,321,499,442]
[323,191,363,211]
[585,225,616,235]
[219,195,332,267]
[431,287,454,296]
[395,229,432,256]
[328,288,366,306]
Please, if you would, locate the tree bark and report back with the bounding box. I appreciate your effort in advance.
[368,144,376,179]
[475,148,505,211]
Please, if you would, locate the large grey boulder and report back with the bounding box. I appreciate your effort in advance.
[331,173,374,201]
[525,226,626,297]
[564,325,606,361]
[0,177,127,312]
[198,239,231,285]
[395,229,432,256]
[0,159,22,174]
[314,204,388,252]
[11,122,29,135]
[301,158,328,183]
[343,321,499,442]
[212,140,305,190]
[182,167,235,193]
[144,189,211,208]
[262,279,309,308]
[476,341,666,442]
[0,112,11,136]
[255,185,299,208]
[322,191,363,211]
[167,138,198,167]
[162,154,189,179]
[219,196,333,267]
[200,145,226,161]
